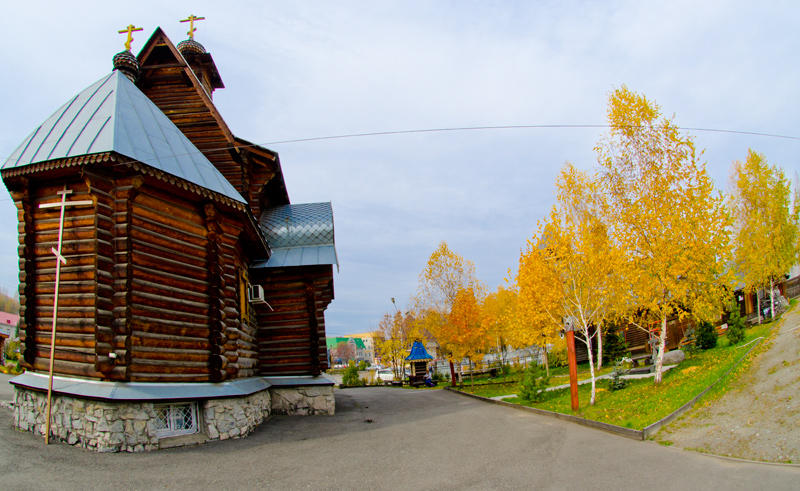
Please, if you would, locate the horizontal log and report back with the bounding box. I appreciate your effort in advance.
[130,321,210,338]
[130,303,208,324]
[34,346,95,364]
[132,250,208,282]
[132,331,210,350]
[132,347,210,363]
[131,372,210,382]
[129,363,209,374]
[131,278,209,304]
[34,332,94,349]
[32,358,109,379]
[132,264,207,292]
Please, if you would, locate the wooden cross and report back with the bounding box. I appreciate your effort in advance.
[118,24,143,51]
[180,14,205,39]
[38,185,93,444]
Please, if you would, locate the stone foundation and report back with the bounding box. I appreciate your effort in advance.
[13,387,272,452]
[270,386,335,415]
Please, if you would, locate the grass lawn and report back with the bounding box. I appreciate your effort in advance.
[454,320,775,430]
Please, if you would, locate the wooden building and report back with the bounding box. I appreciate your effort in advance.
[3,27,337,451]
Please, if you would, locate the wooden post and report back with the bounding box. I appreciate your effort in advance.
[39,185,93,444]
[565,326,579,412]
[449,360,457,387]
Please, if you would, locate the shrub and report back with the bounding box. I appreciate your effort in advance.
[357,360,368,371]
[607,360,630,391]
[342,363,363,386]
[727,307,746,345]
[547,345,568,368]
[602,324,629,363]
[696,320,718,350]
[518,363,551,403]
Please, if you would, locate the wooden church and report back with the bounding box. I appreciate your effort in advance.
[2,22,338,452]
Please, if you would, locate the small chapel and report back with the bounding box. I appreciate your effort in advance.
[2,20,338,452]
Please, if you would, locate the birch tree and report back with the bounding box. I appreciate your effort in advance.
[597,85,733,384]
[729,150,800,322]
[514,163,620,404]
[413,241,484,372]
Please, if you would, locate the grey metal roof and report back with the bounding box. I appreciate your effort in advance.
[10,372,270,402]
[255,202,338,268]
[3,70,245,204]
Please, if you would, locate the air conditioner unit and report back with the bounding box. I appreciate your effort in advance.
[248,284,267,304]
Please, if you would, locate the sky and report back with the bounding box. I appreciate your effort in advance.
[1,1,798,337]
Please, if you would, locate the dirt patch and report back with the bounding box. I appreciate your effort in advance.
[657,305,800,463]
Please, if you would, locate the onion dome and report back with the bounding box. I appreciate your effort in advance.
[112,50,140,82]
[177,38,207,55]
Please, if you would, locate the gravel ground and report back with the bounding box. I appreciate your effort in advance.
[657,304,800,463]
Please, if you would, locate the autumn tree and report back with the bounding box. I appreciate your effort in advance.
[445,286,491,390]
[374,310,418,380]
[513,163,620,404]
[330,341,355,365]
[413,241,484,380]
[481,285,517,381]
[729,150,800,322]
[596,85,733,384]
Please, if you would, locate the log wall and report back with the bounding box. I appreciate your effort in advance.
[252,266,334,376]
[10,168,262,383]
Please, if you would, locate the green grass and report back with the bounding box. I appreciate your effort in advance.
[454,320,776,431]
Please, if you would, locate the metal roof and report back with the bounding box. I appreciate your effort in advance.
[406,341,434,361]
[10,372,269,402]
[255,202,338,268]
[3,70,245,204]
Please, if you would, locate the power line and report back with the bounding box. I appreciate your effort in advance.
[3,124,799,174]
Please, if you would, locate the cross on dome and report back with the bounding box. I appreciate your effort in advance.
[117,24,143,51]
[180,14,205,39]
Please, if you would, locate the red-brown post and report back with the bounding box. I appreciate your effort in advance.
[566,327,579,411]
[449,360,457,387]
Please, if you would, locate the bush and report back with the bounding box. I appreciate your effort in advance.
[547,345,568,368]
[342,363,363,386]
[696,320,718,350]
[602,325,629,363]
[727,307,746,345]
[607,360,630,391]
[357,360,368,371]
[518,363,551,403]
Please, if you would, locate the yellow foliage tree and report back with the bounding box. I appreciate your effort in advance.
[513,163,620,404]
[597,85,734,384]
[374,310,419,380]
[481,285,517,381]
[730,150,800,322]
[445,286,491,389]
[413,241,484,366]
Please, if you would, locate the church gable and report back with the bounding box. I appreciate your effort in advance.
[135,28,288,215]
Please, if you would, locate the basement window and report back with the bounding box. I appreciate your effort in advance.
[154,403,198,437]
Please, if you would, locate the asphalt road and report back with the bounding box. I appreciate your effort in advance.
[1,384,798,490]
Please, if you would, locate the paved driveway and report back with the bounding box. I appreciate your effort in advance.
[0,385,798,490]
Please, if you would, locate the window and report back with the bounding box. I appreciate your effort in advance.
[154,403,198,438]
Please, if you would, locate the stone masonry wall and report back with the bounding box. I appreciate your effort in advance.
[270,386,335,415]
[203,390,271,440]
[13,387,272,452]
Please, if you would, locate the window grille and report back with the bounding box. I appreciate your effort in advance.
[154,403,198,438]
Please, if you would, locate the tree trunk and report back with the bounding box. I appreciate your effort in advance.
[542,344,550,377]
[654,316,668,384]
[770,278,775,321]
[469,359,474,392]
[756,291,762,324]
[585,331,597,405]
[596,321,603,371]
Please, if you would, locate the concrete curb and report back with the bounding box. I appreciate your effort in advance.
[446,336,765,441]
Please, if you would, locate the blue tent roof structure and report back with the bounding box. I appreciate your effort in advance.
[405,341,433,361]
[4,70,245,205]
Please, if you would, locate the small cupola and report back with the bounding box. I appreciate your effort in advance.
[113,24,142,82]
[176,15,224,98]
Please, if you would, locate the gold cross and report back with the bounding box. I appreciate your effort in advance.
[180,14,205,39]
[118,24,143,51]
